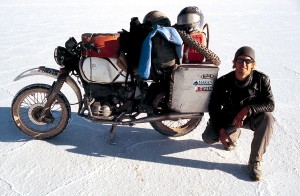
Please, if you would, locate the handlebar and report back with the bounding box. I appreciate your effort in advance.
[82,42,101,53]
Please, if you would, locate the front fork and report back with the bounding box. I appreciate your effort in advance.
[38,68,69,123]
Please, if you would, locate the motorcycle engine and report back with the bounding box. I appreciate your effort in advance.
[91,102,112,117]
[85,82,135,117]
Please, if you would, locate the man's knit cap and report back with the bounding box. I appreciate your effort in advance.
[234,46,255,61]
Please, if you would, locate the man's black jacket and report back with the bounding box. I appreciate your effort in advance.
[209,70,275,131]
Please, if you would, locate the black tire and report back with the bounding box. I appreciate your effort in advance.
[11,84,71,139]
[150,92,203,137]
[176,29,221,66]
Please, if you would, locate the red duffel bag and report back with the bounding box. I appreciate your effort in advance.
[183,31,207,63]
[81,33,120,58]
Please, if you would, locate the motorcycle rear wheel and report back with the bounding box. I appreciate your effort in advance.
[11,84,71,139]
[150,92,203,137]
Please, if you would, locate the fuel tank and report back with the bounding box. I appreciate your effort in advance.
[79,57,128,83]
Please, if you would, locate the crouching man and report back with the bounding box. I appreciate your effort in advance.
[202,46,275,181]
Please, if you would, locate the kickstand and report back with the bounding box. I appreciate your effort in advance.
[108,112,124,145]
[108,124,117,145]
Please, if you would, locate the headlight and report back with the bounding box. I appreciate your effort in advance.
[54,46,68,67]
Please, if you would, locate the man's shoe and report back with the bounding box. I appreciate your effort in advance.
[224,129,241,151]
[248,161,263,181]
[202,120,220,144]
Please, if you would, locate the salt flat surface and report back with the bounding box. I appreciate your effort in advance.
[0,0,300,195]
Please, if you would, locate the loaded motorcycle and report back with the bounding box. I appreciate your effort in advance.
[11,26,220,143]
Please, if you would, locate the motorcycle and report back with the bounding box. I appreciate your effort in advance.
[11,30,220,143]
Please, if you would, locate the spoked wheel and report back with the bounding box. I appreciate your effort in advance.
[11,84,71,139]
[150,92,203,137]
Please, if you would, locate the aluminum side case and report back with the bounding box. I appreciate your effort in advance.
[169,63,219,113]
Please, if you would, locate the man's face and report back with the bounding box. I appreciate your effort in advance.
[234,55,255,81]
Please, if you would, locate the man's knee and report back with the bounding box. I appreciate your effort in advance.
[259,112,275,127]
[265,112,275,125]
[251,112,275,132]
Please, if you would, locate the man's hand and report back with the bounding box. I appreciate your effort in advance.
[233,107,249,128]
[219,128,231,148]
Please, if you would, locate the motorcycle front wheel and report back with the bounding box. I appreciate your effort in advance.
[150,92,203,137]
[11,84,71,139]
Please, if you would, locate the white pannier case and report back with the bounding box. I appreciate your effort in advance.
[170,64,219,113]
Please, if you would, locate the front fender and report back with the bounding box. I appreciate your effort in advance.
[14,66,83,112]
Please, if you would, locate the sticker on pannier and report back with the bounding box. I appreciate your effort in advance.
[82,33,120,58]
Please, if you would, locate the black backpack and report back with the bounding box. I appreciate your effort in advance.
[119,17,150,70]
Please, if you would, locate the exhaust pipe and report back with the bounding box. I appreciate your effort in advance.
[91,112,203,125]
